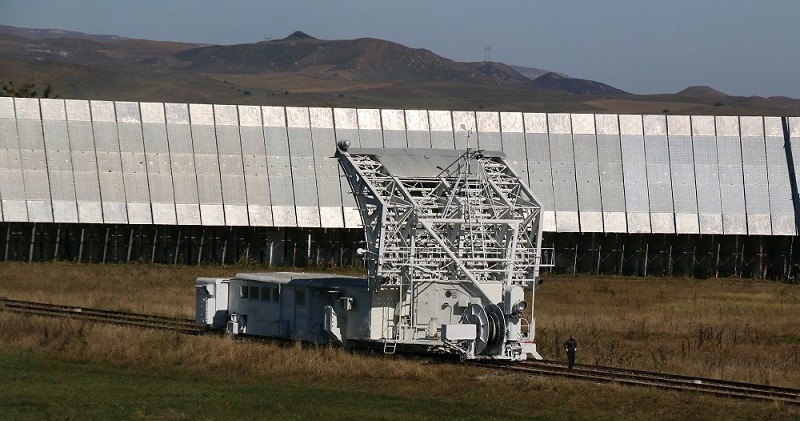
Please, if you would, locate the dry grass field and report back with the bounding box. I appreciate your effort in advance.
[535,275,800,387]
[0,261,799,419]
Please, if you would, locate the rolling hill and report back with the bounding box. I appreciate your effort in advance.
[1,25,798,115]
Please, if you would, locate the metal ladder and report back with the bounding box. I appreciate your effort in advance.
[383,338,398,355]
[383,322,400,354]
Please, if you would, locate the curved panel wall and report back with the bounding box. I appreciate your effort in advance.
[1,97,799,236]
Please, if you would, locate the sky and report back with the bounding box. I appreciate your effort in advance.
[2,0,799,98]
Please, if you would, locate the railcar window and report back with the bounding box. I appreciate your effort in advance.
[249,286,260,300]
[260,286,270,301]
[240,285,249,299]
[296,289,306,305]
[271,287,280,302]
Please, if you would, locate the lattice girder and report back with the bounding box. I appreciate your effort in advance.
[337,147,545,299]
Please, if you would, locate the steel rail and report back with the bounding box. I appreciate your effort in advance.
[0,298,204,334]
[472,359,800,404]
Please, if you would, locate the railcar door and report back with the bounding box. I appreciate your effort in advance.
[294,288,308,337]
[281,288,295,334]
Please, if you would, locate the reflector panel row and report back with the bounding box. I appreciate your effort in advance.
[0,97,797,236]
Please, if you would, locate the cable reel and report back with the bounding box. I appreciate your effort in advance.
[484,304,506,355]
[463,303,506,355]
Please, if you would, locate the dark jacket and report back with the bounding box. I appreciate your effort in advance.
[564,337,577,353]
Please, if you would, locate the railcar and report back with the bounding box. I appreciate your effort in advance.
[196,145,550,361]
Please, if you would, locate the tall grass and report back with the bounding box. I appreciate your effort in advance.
[1,261,799,388]
[535,276,800,387]
[2,261,800,419]
[1,312,797,421]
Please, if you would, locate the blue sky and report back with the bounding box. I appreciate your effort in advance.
[2,0,799,98]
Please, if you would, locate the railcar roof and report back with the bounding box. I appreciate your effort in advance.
[234,272,367,288]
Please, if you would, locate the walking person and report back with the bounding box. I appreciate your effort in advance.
[563,335,578,369]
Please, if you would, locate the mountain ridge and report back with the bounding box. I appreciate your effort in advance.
[0,25,798,115]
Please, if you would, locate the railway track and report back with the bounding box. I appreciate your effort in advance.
[475,359,800,405]
[0,298,205,335]
[2,297,798,404]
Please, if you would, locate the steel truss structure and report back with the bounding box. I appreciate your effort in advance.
[338,144,549,359]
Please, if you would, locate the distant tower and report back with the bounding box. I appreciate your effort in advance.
[484,46,491,63]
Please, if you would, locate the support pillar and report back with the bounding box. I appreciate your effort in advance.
[197,229,205,266]
[151,230,158,264]
[4,223,10,261]
[127,228,134,263]
[573,244,578,275]
[268,241,275,266]
[78,227,85,263]
[54,224,61,259]
[668,244,673,277]
[307,231,313,264]
[222,234,228,266]
[174,230,182,265]
[102,227,110,264]
[596,245,602,274]
[28,223,36,263]
[739,243,745,279]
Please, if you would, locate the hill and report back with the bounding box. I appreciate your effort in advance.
[0,24,132,43]
[0,25,799,115]
[677,86,728,97]
[530,72,628,95]
[510,64,560,80]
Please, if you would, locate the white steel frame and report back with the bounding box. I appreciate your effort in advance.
[338,146,549,358]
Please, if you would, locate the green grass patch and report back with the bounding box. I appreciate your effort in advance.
[0,351,545,421]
